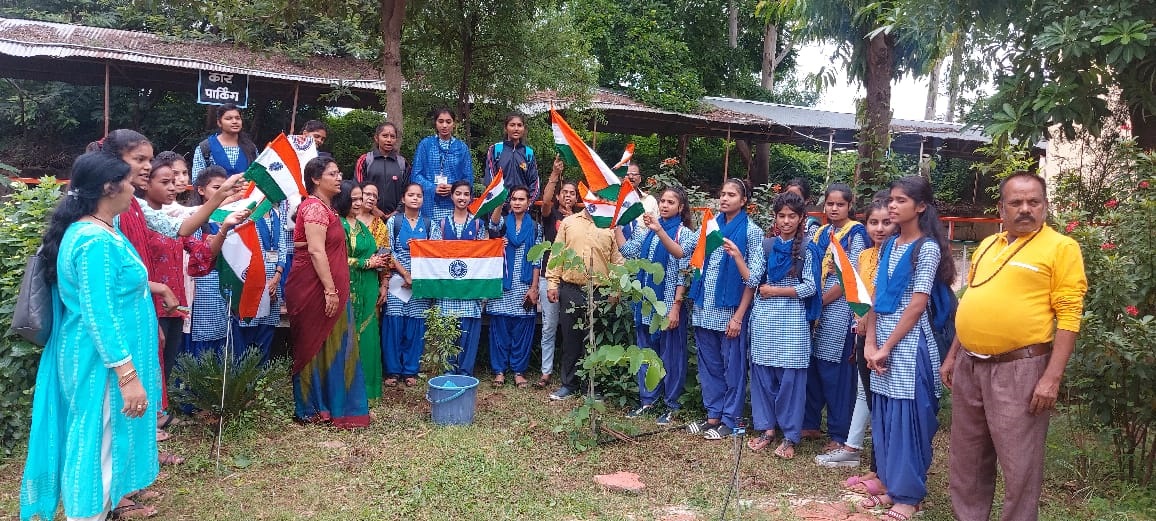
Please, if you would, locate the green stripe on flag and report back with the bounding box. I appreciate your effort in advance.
[616,202,645,226]
[474,189,508,218]
[555,143,580,168]
[246,162,288,203]
[411,278,503,300]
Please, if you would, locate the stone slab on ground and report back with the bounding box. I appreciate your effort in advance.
[593,471,646,494]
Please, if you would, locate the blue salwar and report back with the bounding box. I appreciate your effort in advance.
[803,329,857,444]
[450,317,483,376]
[871,333,939,505]
[694,327,749,428]
[488,315,535,374]
[635,321,688,410]
[751,365,808,444]
[382,315,426,378]
[230,321,276,362]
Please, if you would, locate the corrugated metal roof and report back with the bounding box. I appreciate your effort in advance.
[705,96,988,143]
[0,18,386,91]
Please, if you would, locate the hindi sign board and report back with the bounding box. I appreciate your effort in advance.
[197,70,249,107]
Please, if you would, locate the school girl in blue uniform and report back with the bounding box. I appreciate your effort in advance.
[615,186,696,426]
[485,186,542,388]
[804,183,869,451]
[745,192,821,458]
[433,180,491,376]
[383,182,432,387]
[686,179,765,440]
[863,176,956,520]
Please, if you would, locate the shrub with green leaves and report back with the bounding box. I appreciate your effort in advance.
[1057,143,1156,486]
[168,348,291,425]
[0,178,63,455]
[422,306,463,376]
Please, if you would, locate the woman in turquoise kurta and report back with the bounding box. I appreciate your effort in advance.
[21,152,162,521]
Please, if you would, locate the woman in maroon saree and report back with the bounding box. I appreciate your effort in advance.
[285,157,369,428]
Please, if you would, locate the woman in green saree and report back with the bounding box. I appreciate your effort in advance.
[335,180,388,400]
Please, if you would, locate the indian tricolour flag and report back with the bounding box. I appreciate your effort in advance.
[614,178,645,225]
[210,133,315,223]
[689,208,723,277]
[217,221,270,319]
[578,183,621,228]
[551,108,622,199]
[409,238,504,299]
[830,230,872,316]
[469,168,508,217]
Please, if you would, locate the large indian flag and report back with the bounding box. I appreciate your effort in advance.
[689,208,723,277]
[217,221,270,319]
[830,230,872,317]
[410,239,504,299]
[469,169,508,217]
[578,183,621,228]
[551,109,622,199]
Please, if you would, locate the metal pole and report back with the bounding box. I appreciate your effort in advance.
[103,62,110,137]
[289,84,300,134]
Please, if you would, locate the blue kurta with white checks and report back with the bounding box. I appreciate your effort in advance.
[870,240,941,400]
[750,238,817,368]
[239,201,289,327]
[813,233,867,362]
[620,224,694,326]
[432,215,487,319]
[190,227,228,341]
[191,143,240,180]
[691,221,766,331]
[385,214,431,318]
[486,217,542,317]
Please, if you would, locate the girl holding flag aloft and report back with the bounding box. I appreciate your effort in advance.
[485,186,542,388]
[745,191,820,458]
[687,179,765,440]
[383,182,433,388]
[862,176,954,519]
[433,180,494,377]
[615,186,695,426]
[803,183,870,454]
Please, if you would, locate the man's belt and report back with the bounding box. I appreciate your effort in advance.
[965,343,1052,363]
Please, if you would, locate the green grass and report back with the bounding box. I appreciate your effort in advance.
[0,383,1151,520]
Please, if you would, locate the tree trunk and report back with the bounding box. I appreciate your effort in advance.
[456,6,477,147]
[857,32,894,187]
[728,0,739,49]
[735,139,754,173]
[925,58,942,120]
[945,32,963,123]
[380,0,407,133]
[761,23,778,91]
[1129,101,1156,152]
[751,143,770,186]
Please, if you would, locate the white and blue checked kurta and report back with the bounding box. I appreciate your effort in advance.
[486,219,542,317]
[870,240,941,400]
[813,233,867,362]
[190,228,228,341]
[750,239,817,369]
[385,214,431,318]
[431,216,487,319]
[691,221,766,331]
[239,202,290,327]
[191,142,240,179]
[620,224,694,326]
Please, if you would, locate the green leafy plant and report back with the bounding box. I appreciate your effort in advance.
[1056,143,1156,486]
[422,307,463,376]
[168,348,291,428]
[529,241,667,451]
[0,178,62,455]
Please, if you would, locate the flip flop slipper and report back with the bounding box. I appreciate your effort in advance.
[110,501,158,519]
[129,490,164,502]
[404,377,418,387]
[747,433,774,452]
[773,440,796,459]
[880,505,922,520]
[492,375,506,387]
[155,429,171,442]
[859,494,893,511]
[850,478,886,496]
[533,375,550,389]
[158,452,184,466]
[514,374,529,388]
[384,378,399,387]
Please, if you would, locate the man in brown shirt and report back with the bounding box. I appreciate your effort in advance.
[545,206,623,400]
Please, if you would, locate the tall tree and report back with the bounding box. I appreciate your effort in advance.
[380,0,406,131]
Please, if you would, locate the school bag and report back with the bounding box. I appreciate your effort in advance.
[911,237,959,361]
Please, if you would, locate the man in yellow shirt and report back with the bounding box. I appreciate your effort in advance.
[941,172,1087,521]
[545,206,623,400]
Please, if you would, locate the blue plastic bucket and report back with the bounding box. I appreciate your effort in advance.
[426,374,479,426]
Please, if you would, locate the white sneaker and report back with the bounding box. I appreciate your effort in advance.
[815,447,861,468]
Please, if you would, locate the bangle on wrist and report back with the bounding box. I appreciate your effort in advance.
[324,289,338,296]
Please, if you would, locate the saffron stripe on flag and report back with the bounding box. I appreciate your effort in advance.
[830,231,872,317]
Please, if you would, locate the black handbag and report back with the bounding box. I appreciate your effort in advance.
[9,250,53,346]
